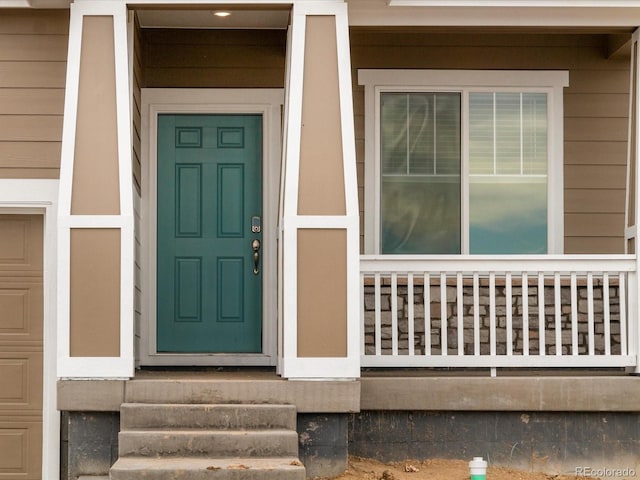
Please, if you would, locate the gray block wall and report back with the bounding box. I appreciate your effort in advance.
[349,411,640,476]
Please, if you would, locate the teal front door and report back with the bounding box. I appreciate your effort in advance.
[156,114,262,353]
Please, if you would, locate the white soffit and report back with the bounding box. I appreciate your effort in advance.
[348,0,640,27]
[136,9,290,29]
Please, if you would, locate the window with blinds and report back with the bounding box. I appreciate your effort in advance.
[380,90,549,255]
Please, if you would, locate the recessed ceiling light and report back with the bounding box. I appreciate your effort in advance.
[213,11,231,17]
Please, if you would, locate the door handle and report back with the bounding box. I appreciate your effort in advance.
[252,239,261,275]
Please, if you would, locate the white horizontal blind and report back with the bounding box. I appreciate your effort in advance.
[469,92,547,176]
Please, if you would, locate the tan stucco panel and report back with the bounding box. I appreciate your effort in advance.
[70,228,121,357]
[297,16,346,216]
[297,229,347,357]
[71,16,120,215]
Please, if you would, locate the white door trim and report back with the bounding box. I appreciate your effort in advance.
[0,179,59,480]
[140,88,283,366]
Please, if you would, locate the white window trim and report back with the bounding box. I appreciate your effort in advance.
[358,69,569,255]
[140,88,283,366]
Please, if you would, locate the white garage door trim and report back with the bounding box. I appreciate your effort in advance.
[0,179,59,480]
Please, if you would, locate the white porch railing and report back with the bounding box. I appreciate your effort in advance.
[360,255,639,369]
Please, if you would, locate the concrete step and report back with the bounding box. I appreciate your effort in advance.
[118,429,299,458]
[110,457,306,480]
[120,403,297,431]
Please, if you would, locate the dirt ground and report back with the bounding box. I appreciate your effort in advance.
[321,457,594,480]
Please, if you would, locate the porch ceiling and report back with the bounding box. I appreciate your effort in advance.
[135,6,290,29]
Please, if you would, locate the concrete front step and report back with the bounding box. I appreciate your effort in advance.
[118,429,299,458]
[110,456,306,480]
[120,403,297,430]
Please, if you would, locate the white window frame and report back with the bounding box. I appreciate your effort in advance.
[358,69,569,255]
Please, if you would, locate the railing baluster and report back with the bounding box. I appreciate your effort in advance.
[571,272,578,356]
[506,272,513,356]
[554,272,562,356]
[408,273,415,356]
[587,272,595,356]
[441,272,448,356]
[620,273,628,356]
[490,272,496,356]
[603,273,611,356]
[538,272,545,356]
[523,272,529,356]
[375,273,381,356]
[473,272,480,356]
[391,272,398,356]
[457,272,464,356]
[424,273,430,356]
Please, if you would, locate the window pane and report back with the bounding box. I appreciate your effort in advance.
[469,93,494,174]
[469,178,547,254]
[523,93,547,175]
[381,93,409,174]
[407,93,434,174]
[469,91,548,254]
[380,92,461,254]
[382,177,461,254]
[496,93,521,174]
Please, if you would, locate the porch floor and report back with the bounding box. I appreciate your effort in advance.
[57,367,640,413]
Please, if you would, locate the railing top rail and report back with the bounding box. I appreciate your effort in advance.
[360,254,637,274]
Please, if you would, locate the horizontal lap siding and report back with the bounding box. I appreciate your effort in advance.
[142,29,286,88]
[0,10,69,179]
[132,15,143,367]
[350,30,630,254]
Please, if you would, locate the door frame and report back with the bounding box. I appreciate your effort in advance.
[0,179,59,480]
[140,88,283,365]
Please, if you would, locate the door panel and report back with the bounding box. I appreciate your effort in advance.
[0,215,43,480]
[157,114,262,353]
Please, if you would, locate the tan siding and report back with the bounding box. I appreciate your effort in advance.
[132,14,143,365]
[0,9,69,34]
[142,29,286,88]
[132,14,143,194]
[351,30,630,254]
[564,165,626,190]
[0,10,68,179]
[0,143,61,170]
[565,189,626,213]
[565,237,624,253]
[564,93,629,118]
[0,61,66,88]
[0,89,65,115]
[565,141,627,165]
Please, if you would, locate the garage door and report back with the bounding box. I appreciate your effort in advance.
[0,215,43,480]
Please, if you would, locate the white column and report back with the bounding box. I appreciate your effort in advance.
[625,28,640,373]
[279,1,360,379]
[57,0,134,378]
